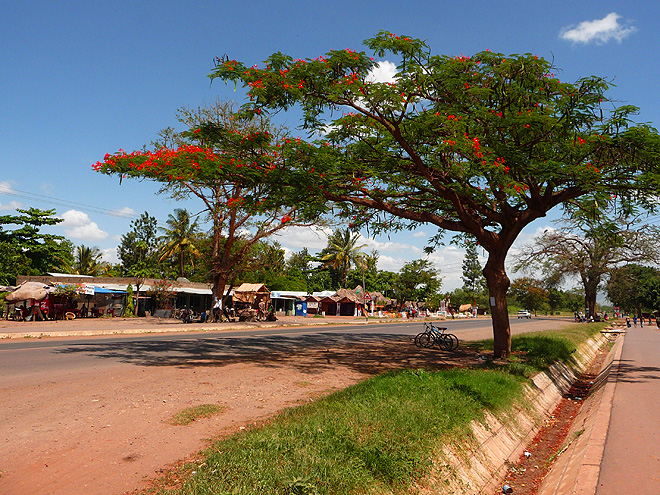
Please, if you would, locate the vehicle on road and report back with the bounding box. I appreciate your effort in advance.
[517,310,532,319]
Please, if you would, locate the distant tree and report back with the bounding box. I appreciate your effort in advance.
[158,209,202,278]
[118,212,160,277]
[516,218,660,318]
[449,287,489,312]
[346,249,381,293]
[0,208,73,283]
[461,241,485,294]
[320,228,367,288]
[606,264,660,316]
[563,288,585,313]
[74,245,107,276]
[546,288,565,315]
[509,277,549,314]
[393,258,442,309]
[0,241,30,285]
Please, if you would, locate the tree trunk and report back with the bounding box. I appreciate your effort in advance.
[483,254,512,359]
[583,277,599,320]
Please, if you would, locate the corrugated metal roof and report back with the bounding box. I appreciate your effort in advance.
[172,287,212,295]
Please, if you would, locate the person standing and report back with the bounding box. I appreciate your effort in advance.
[633,315,638,327]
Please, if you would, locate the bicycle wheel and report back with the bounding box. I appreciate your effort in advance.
[414,332,424,347]
[435,333,453,351]
[418,332,435,348]
[447,333,459,350]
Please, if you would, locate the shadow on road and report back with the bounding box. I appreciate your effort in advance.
[614,360,660,383]
[55,332,479,376]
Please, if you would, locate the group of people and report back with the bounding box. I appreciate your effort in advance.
[574,311,608,323]
[625,314,660,328]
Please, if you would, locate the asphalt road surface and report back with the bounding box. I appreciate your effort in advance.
[1,316,561,364]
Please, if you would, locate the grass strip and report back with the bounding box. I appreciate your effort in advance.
[159,322,605,494]
[169,404,226,426]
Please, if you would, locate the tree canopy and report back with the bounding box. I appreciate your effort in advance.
[515,216,660,318]
[211,31,660,356]
[158,208,202,278]
[0,208,73,284]
[117,212,161,278]
[94,101,322,303]
[320,228,367,288]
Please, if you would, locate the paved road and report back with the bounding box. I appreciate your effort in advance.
[0,317,564,372]
[597,324,660,494]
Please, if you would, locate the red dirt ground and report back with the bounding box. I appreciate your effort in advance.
[0,330,481,495]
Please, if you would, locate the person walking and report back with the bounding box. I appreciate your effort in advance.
[627,317,632,328]
[633,315,638,327]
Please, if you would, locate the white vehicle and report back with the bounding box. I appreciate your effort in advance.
[517,310,531,319]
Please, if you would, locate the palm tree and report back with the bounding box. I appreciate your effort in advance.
[75,245,106,276]
[320,228,367,288]
[158,209,202,278]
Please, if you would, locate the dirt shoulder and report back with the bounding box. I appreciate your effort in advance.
[0,326,484,495]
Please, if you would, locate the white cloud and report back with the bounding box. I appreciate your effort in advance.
[0,180,16,195]
[0,199,22,211]
[376,254,408,272]
[100,247,120,264]
[112,206,136,218]
[274,225,334,250]
[559,13,637,44]
[367,61,398,83]
[59,209,109,241]
[412,230,427,238]
[0,181,22,210]
[359,235,423,255]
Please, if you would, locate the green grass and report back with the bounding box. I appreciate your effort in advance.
[155,322,604,495]
[464,322,606,377]
[169,404,226,426]
[165,369,524,495]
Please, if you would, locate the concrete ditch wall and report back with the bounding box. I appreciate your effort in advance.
[423,331,614,495]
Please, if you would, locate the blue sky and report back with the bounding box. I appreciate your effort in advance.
[1,1,657,290]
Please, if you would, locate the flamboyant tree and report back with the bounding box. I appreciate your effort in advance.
[211,31,660,357]
[94,102,322,304]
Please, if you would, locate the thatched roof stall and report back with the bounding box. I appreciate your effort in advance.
[369,291,394,309]
[232,283,270,308]
[317,295,340,316]
[332,288,363,316]
[302,294,322,314]
[5,281,57,303]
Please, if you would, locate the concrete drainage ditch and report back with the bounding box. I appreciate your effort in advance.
[421,327,623,495]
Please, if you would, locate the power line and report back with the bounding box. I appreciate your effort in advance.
[0,187,139,220]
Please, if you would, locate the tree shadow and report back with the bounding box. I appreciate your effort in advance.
[55,332,480,376]
[614,360,660,383]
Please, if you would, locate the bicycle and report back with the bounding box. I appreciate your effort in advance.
[414,322,459,351]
